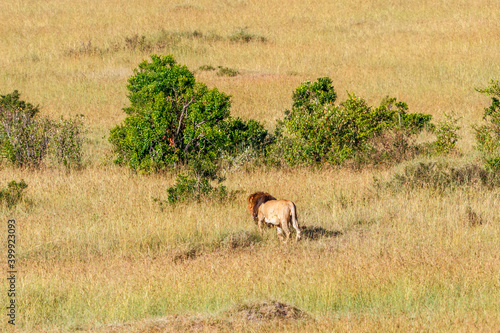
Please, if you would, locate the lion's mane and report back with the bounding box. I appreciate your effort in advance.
[247,192,277,222]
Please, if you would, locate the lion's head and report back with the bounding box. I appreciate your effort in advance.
[247,192,277,221]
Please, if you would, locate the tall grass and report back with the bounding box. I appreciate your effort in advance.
[1,0,500,331]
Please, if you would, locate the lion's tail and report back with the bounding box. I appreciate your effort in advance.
[291,202,301,240]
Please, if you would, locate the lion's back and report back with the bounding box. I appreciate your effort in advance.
[260,200,294,220]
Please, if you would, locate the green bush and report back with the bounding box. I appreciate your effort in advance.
[366,97,434,164]
[50,115,85,168]
[224,118,270,154]
[0,180,28,209]
[111,55,269,203]
[474,79,500,170]
[153,173,236,205]
[109,55,268,172]
[273,78,432,165]
[0,91,84,168]
[0,91,48,167]
[428,112,461,155]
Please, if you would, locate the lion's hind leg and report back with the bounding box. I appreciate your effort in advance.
[293,223,301,241]
[276,227,287,243]
[290,203,301,242]
[280,221,291,243]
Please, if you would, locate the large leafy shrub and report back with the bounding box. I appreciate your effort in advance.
[110,55,268,173]
[110,55,269,203]
[273,78,432,165]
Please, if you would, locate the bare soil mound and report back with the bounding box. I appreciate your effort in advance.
[230,301,311,321]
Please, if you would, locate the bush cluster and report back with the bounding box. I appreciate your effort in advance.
[272,78,433,165]
[109,56,476,202]
[0,91,84,168]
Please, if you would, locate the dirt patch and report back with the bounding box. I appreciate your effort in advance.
[218,230,261,249]
[93,301,311,332]
[229,301,311,321]
[172,247,200,263]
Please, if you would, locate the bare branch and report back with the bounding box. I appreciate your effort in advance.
[176,98,194,138]
[184,133,206,154]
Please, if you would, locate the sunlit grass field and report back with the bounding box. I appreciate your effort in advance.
[1,0,500,331]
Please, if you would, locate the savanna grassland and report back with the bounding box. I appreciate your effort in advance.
[1,0,500,331]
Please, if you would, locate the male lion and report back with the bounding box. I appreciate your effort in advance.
[247,192,301,243]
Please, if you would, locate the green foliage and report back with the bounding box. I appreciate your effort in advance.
[0,90,48,167]
[224,118,270,153]
[273,78,433,165]
[429,112,461,155]
[474,80,500,170]
[110,55,268,172]
[153,173,235,205]
[0,179,28,209]
[50,116,85,168]
[291,77,337,112]
[376,96,433,134]
[0,90,39,117]
[0,91,84,168]
[111,55,269,203]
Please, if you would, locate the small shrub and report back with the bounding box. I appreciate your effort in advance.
[231,301,310,321]
[228,28,267,43]
[173,246,200,263]
[474,79,500,170]
[66,41,108,57]
[0,91,85,168]
[216,66,239,77]
[50,115,85,168]
[429,112,461,155]
[0,180,27,209]
[198,65,216,71]
[0,91,47,167]
[199,65,240,77]
[464,206,484,227]
[154,173,237,205]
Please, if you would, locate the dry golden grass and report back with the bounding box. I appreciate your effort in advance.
[1,0,500,331]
